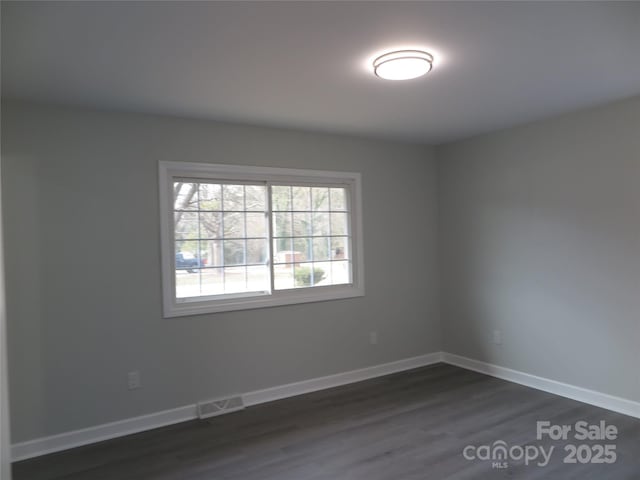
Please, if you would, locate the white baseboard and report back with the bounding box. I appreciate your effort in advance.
[11,352,443,462]
[11,404,198,462]
[243,352,443,406]
[13,351,640,462]
[441,352,640,419]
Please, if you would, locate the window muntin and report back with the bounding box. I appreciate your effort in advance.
[173,181,269,299]
[160,163,364,316]
[271,185,351,290]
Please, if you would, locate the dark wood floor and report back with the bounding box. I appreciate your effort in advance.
[13,363,640,479]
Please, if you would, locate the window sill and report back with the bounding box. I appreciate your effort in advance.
[163,285,365,317]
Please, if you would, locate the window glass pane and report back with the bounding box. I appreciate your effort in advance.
[223,184,244,211]
[223,212,244,238]
[292,186,311,210]
[274,264,294,289]
[246,212,266,238]
[313,237,331,261]
[313,261,333,285]
[201,240,222,267]
[331,260,351,285]
[175,212,199,240]
[176,269,202,298]
[271,184,353,291]
[330,212,349,236]
[199,212,222,239]
[331,237,349,260]
[246,265,269,292]
[330,188,347,211]
[311,187,330,211]
[223,240,245,266]
[271,186,291,211]
[199,183,222,211]
[244,185,265,211]
[175,240,200,270]
[272,212,292,238]
[200,268,224,296]
[174,182,199,211]
[246,239,267,264]
[173,182,271,300]
[273,238,296,264]
[311,211,330,236]
[223,266,247,293]
[293,263,326,288]
[293,238,311,261]
[189,268,224,297]
[292,212,311,237]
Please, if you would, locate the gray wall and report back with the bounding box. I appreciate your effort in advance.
[437,96,640,402]
[2,101,441,442]
[6,94,639,445]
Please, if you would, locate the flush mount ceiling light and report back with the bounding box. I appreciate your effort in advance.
[373,50,434,81]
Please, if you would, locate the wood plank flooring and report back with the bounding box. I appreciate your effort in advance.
[13,363,640,479]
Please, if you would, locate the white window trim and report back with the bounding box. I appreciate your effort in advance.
[159,161,365,317]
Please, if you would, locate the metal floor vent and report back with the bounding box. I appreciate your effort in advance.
[197,395,245,419]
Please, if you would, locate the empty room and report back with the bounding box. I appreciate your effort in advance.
[1,1,639,479]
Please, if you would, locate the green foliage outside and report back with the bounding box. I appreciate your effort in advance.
[294,266,326,287]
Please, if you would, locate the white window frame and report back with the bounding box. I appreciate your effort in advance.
[159,161,365,317]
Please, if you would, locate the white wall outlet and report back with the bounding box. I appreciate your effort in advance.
[127,370,141,390]
[493,329,503,345]
[369,331,378,345]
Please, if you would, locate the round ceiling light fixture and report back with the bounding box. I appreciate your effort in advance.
[373,49,434,81]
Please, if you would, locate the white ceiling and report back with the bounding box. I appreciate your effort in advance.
[3,1,640,144]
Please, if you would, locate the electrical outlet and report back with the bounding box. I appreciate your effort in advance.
[369,331,378,345]
[127,370,141,390]
[493,329,502,345]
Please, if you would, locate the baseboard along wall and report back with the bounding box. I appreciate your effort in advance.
[11,351,640,462]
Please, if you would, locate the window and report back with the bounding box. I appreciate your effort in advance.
[159,162,364,317]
